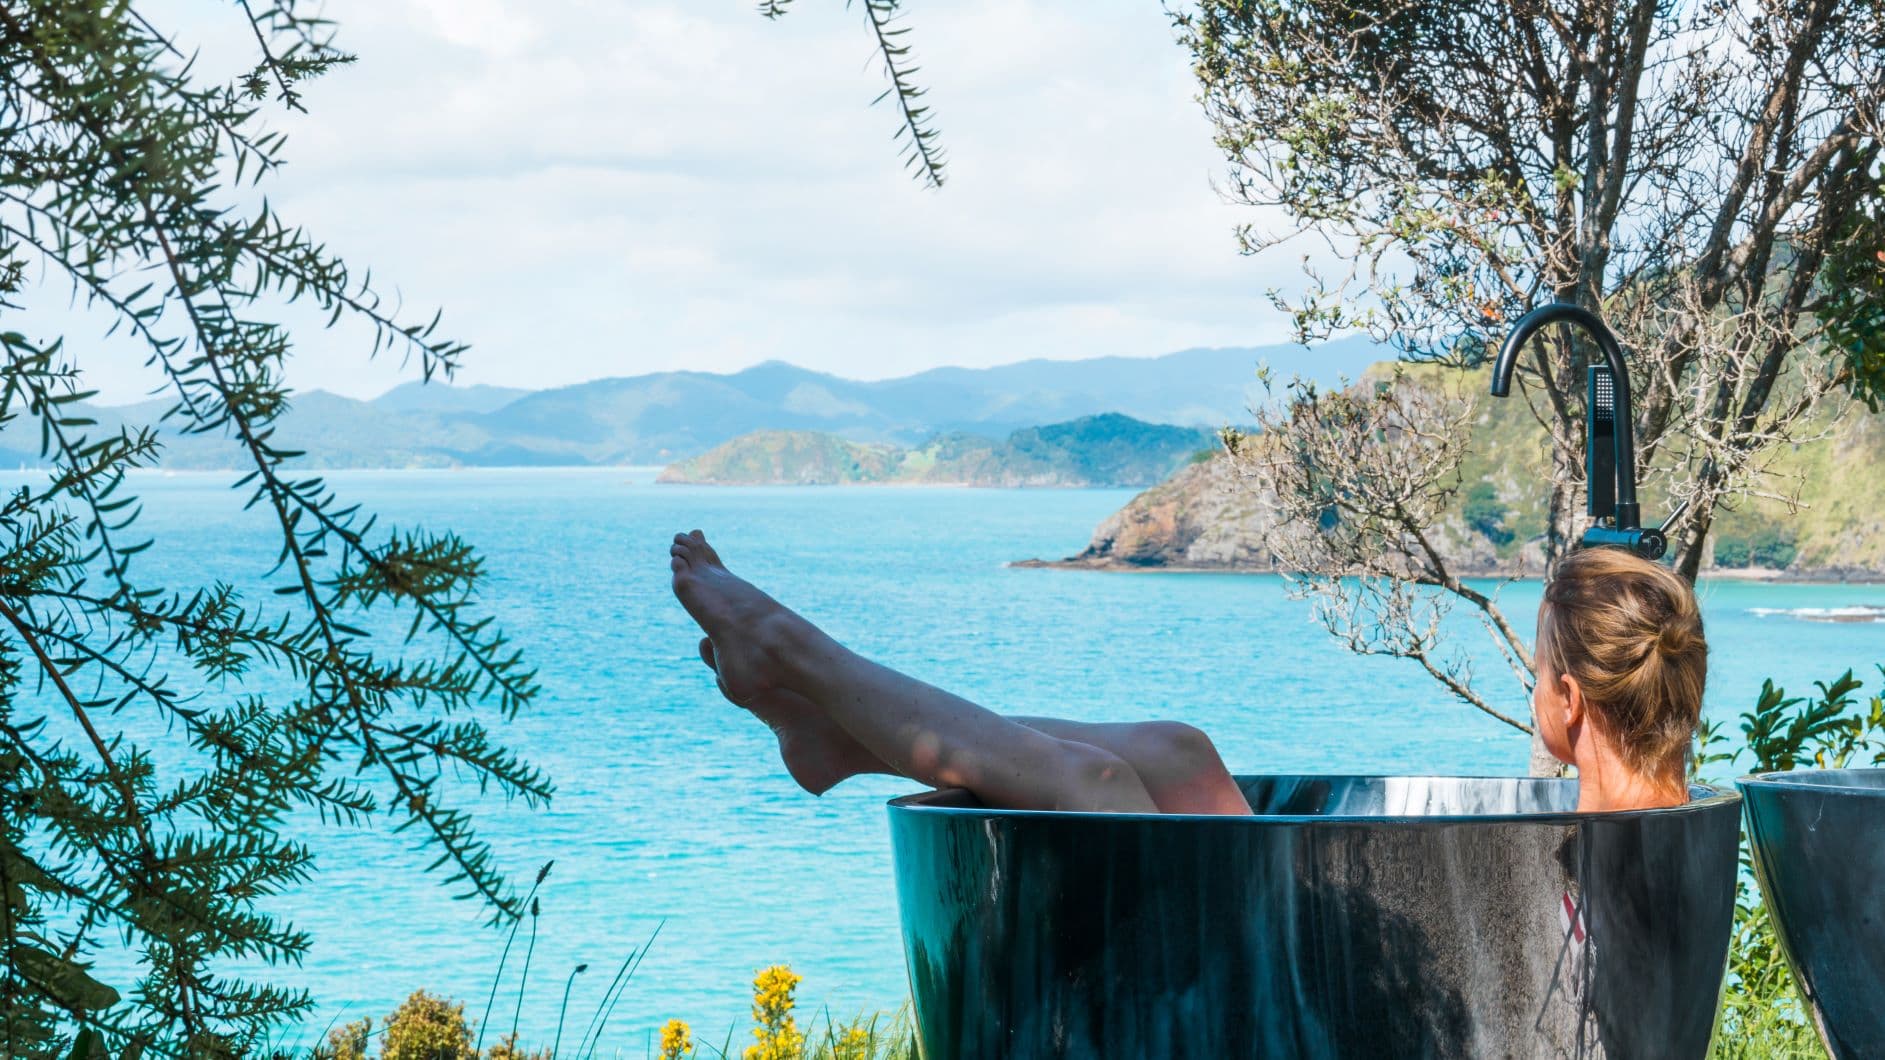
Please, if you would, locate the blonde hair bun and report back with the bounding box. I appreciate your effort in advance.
[1537,548,1707,773]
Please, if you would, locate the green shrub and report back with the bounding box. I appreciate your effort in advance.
[1696,667,1885,1058]
[1462,480,1515,547]
[291,973,914,1060]
[1712,518,1800,569]
[483,1034,549,1060]
[380,992,476,1060]
[316,1019,371,1060]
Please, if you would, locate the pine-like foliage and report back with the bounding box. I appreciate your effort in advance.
[0,4,548,1055]
[762,0,946,189]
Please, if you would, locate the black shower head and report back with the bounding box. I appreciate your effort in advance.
[1490,303,1665,560]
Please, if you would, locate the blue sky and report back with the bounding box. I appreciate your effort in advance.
[55,2,1304,403]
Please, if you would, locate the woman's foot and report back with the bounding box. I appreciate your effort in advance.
[672,530,878,795]
[669,530,806,707]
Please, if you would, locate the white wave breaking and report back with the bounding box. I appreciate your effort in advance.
[1747,605,1885,623]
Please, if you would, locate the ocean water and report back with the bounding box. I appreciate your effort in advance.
[25,469,1885,1054]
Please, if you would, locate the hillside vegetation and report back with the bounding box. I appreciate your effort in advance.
[1038,366,1885,578]
[658,414,1223,487]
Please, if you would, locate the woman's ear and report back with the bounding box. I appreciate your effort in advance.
[1559,672,1587,734]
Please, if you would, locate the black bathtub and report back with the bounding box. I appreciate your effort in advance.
[887,775,1739,1059]
[1739,768,1885,1060]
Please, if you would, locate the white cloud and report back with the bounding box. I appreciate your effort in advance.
[38,1,1317,403]
[401,0,542,55]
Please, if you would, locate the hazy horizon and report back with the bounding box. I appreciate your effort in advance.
[91,334,1372,409]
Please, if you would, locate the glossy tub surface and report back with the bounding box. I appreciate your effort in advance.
[1739,769,1885,1059]
[888,775,1739,1059]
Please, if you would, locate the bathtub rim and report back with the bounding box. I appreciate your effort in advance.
[886,773,1739,825]
[1736,766,1885,793]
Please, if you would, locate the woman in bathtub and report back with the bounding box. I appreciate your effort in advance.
[669,530,1705,813]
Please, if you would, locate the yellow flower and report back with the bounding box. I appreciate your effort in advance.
[660,1018,694,1060]
[744,965,805,1060]
[833,1024,872,1060]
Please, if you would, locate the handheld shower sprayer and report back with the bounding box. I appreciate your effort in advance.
[1490,303,1670,560]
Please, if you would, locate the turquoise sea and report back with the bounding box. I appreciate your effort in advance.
[36,469,1885,1054]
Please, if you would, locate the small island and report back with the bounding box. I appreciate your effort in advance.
[656,413,1225,488]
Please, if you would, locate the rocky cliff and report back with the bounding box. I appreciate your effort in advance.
[1023,376,1885,580]
[1016,453,1280,569]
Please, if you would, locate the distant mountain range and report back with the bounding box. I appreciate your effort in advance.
[4,339,1380,470]
[659,414,1224,487]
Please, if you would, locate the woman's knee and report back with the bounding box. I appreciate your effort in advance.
[1128,721,1248,814]
[1054,740,1157,813]
[1133,721,1223,775]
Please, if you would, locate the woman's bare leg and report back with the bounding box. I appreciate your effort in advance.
[697,640,1249,814]
[673,531,1251,814]
[671,531,1156,813]
[1009,718,1252,815]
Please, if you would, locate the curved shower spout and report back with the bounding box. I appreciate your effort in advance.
[1490,302,1667,560]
